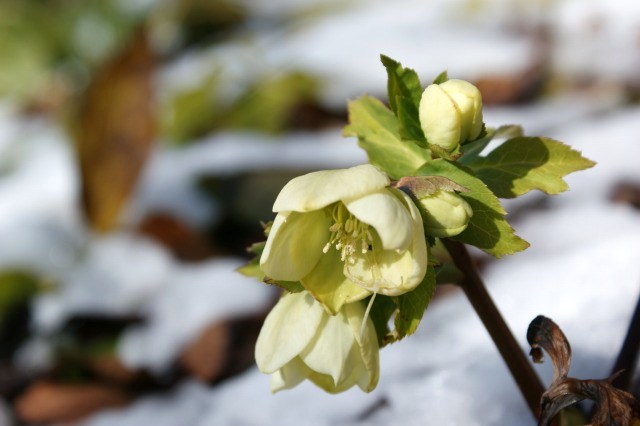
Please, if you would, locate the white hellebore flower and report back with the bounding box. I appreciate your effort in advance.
[419,79,484,151]
[419,190,473,238]
[255,291,379,393]
[260,164,428,313]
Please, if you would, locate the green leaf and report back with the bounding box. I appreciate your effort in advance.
[264,277,305,293]
[0,271,40,328]
[466,137,596,198]
[432,70,449,84]
[460,124,523,164]
[394,265,436,338]
[237,241,266,279]
[380,55,426,145]
[380,54,422,115]
[367,295,397,347]
[416,160,529,257]
[344,96,431,179]
[396,95,426,145]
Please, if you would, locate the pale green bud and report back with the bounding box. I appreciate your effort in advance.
[419,79,483,151]
[418,190,473,238]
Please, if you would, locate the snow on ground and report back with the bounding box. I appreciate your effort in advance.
[84,105,640,425]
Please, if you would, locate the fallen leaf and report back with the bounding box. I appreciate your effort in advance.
[77,28,155,232]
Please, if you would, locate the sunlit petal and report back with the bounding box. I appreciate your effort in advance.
[273,165,389,213]
[260,210,330,281]
[345,188,412,251]
[255,292,324,374]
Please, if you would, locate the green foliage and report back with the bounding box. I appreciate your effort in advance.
[465,137,596,198]
[0,270,40,327]
[380,55,425,144]
[394,264,436,338]
[162,71,319,143]
[416,160,529,257]
[344,95,431,179]
[432,70,449,84]
[368,295,397,347]
[367,265,436,346]
[460,125,523,163]
[161,73,221,143]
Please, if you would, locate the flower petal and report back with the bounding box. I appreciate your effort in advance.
[345,188,412,251]
[301,248,371,314]
[270,357,311,393]
[255,292,324,374]
[272,164,390,213]
[441,79,483,141]
[345,190,428,295]
[344,302,380,392]
[299,308,354,386]
[419,84,461,150]
[260,210,330,281]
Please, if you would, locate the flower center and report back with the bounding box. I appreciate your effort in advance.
[322,202,374,264]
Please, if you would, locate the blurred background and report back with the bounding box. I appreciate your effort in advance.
[1,0,640,424]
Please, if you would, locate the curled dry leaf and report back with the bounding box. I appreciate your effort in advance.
[527,315,640,426]
[77,28,155,232]
[393,175,469,199]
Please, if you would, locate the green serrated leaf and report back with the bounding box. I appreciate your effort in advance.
[264,277,305,293]
[380,55,426,145]
[344,96,431,179]
[367,295,397,347]
[416,160,529,257]
[396,95,426,144]
[466,136,596,198]
[380,54,422,115]
[432,70,449,84]
[460,124,523,164]
[394,265,436,338]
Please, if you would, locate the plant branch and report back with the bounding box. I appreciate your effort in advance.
[442,239,545,419]
[611,288,640,392]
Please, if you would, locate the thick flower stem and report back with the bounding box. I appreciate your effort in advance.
[443,239,545,419]
[610,288,640,392]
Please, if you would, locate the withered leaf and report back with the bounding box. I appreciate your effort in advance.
[528,315,640,426]
[77,28,155,232]
[394,175,469,199]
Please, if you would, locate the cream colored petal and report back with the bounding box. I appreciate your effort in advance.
[270,357,311,393]
[441,79,483,141]
[272,164,390,213]
[255,292,324,374]
[299,308,354,386]
[344,302,380,392]
[301,248,371,315]
[419,84,461,151]
[345,188,412,251]
[260,210,330,281]
[344,190,428,295]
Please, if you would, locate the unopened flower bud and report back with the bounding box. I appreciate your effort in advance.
[418,190,473,238]
[419,79,483,151]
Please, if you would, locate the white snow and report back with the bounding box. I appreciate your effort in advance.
[3,0,640,424]
[118,258,274,373]
[83,104,640,425]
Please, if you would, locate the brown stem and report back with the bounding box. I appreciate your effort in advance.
[443,239,545,419]
[611,289,640,392]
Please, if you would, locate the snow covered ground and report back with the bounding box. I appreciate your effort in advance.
[2,0,640,424]
[76,104,640,425]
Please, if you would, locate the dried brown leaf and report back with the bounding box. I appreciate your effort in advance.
[77,29,155,232]
[394,175,469,198]
[528,315,640,426]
